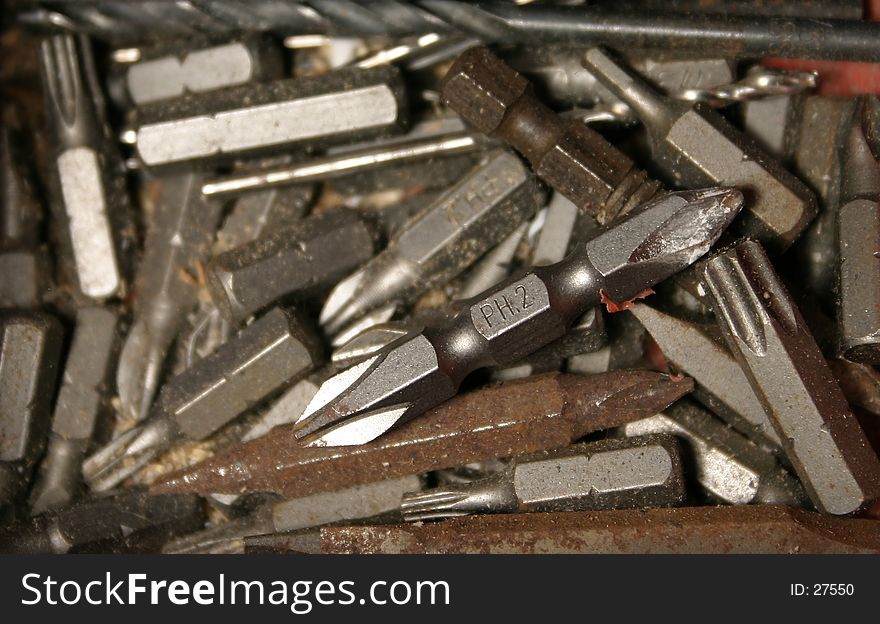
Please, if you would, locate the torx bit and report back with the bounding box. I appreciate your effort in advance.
[297,188,741,446]
[630,302,781,451]
[84,306,322,492]
[29,307,120,514]
[164,475,420,554]
[272,505,880,555]
[837,104,880,364]
[0,490,204,554]
[703,240,880,514]
[151,370,693,498]
[581,47,817,253]
[111,35,283,107]
[117,173,224,424]
[621,400,807,506]
[319,150,544,334]
[38,34,132,301]
[441,47,660,226]
[208,210,380,325]
[401,435,685,521]
[0,313,63,511]
[134,65,407,170]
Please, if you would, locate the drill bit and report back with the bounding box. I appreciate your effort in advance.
[84,307,322,492]
[29,307,120,514]
[703,240,880,514]
[15,2,880,61]
[441,46,660,225]
[298,187,742,446]
[134,65,407,170]
[151,370,694,498]
[401,435,685,521]
[270,505,880,555]
[837,103,880,364]
[117,173,224,424]
[38,34,132,300]
[581,47,817,253]
[320,149,544,334]
[621,399,807,506]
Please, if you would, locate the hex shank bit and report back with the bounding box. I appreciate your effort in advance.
[134,65,407,170]
[703,240,880,514]
[29,307,120,514]
[38,34,131,300]
[582,48,817,253]
[297,188,741,446]
[442,47,659,225]
[84,307,322,491]
[209,210,379,324]
[401,435,685,521]
[271,506,880,555]
[151,371,694,498]
[320,150,543,333]
[837,105,880,364]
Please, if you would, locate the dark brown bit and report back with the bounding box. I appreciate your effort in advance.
[151,371,693,498]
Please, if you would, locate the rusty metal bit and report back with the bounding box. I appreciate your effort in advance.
[582,48,817,253]
[150,371,693,498]
[441,46,660,225]
[837,102,880,364]
[703,240,880,515]
[829,359,880,419]
[263,506,880,554]
[209,210,380,325]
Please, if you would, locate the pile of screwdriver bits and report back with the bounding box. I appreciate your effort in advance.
[1,0,880,554]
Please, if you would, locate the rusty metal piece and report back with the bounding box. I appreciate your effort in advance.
[151,371,693,498]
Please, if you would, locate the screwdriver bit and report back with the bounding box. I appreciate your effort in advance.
[829,359,880,419]
[209,210,380,324]
[134,65,407,170]
[152,370,693,498]
[273,505,880,555]
[401,435,685,521]
[630,302,781,451]
[111,35,282,107]
[0,313,63,511]
[298,188,741,446]
[84,306,322,491]
[837,104,880,364]
[582,48,817,253]
[703,240,880,514]
[455,222,528,301]
[441,47,660,225]
[29,307,120,514]
[320,150,544,333]
[621,400,807,506]
[164,475,420,554]
[117,173,224,425]
[0,490,203,554]
[38,34,132,301]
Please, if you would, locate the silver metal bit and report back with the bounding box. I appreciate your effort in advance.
[208,210,379,324]
[401,435,685,521]
[330,304,399,350]
[84,307,322,491]
[242,374,324,443]
[622,400,807,506]
[134,65,408,170]
[113,36,283,106]
[630,302,781,451]
[0,313,63,510]
[837,105,880,364]
[320,150,544,334]
[703,240,880,514]
[582,47,817,253]
[38,34,132,300]
[455,222,528,300]
[164,475,420,554]
[117,173,224,424]
[297,187,742,446]
[30,307,120,514]
[331,322,413,370]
